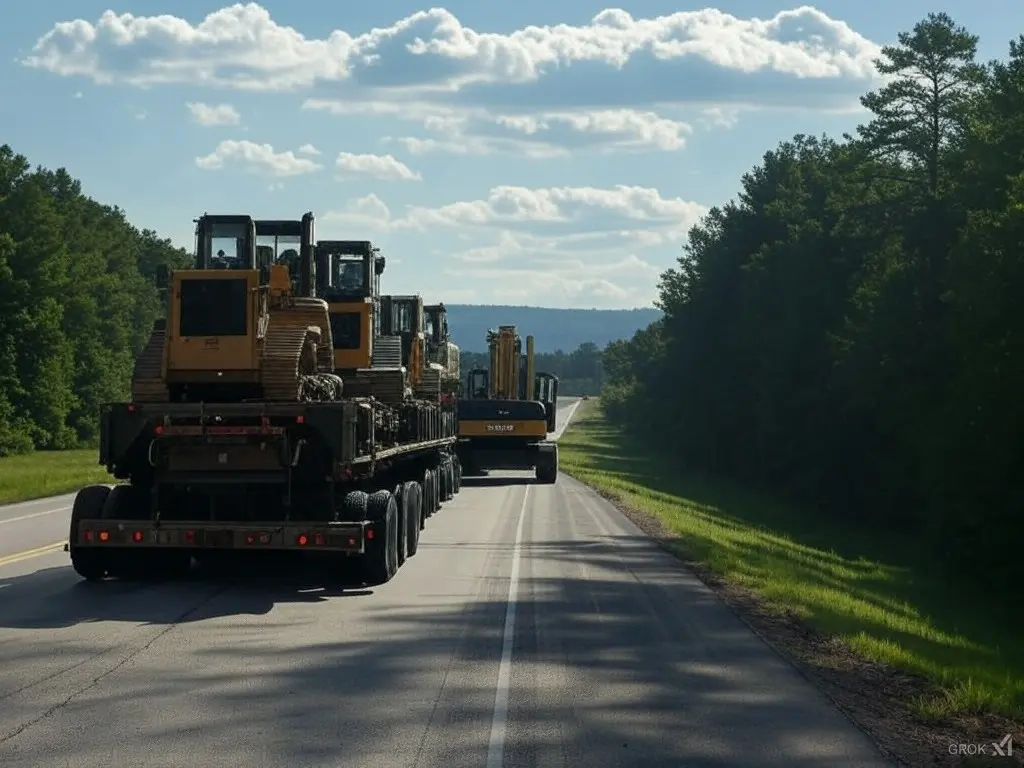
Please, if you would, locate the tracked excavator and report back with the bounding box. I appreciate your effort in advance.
[68,212,461,588]
[456,324,559,483]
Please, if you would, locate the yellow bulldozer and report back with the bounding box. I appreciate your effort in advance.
[456,324,559,483]
[132,212,342,404]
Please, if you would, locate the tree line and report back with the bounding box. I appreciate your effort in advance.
[0,145,190,456]
[460,342,604,396]
[601,14,1024,590]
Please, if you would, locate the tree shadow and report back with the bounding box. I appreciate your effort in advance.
[559,415,1024,718]
[0,536,891,767]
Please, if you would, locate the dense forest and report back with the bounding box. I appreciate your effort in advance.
[446,305,660,354]
[601,14,1024,590]
[0,145,190,456]
[461,342,604,396]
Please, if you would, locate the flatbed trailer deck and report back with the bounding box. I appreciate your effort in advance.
[69,396,463,585]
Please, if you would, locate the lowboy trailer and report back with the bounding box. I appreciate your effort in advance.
[70,397,461,586]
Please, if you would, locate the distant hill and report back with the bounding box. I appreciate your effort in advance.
[445,305,661,353]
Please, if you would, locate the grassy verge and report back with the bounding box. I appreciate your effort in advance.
[558,399,1023,722]
[0,449,109,505]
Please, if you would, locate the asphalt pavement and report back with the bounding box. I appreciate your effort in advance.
[0,398,890,767]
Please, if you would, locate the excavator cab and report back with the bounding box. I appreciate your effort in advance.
[314,240,385,372]
[466,368,489,399]
[535,372,559,433]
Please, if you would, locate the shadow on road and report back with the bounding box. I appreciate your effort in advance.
[0,559,374,629]
[0,531,888,766]
[461,475,534,488]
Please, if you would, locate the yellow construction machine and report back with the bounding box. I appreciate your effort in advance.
[134,212,341,404]
[456,324,559,483]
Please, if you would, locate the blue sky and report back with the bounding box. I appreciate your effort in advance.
[2,1,1021,308]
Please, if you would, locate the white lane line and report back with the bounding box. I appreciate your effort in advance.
[486,484,530,768]
[552,400,582,441]
[0,506,71,525]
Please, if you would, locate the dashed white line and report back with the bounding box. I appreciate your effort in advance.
[486,484,530,768]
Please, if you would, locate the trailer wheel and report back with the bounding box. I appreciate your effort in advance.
[394,483,408,567]
[442,459,455,502]
[415,481,426,531]
[422,469,435,519]
[329,490,369,585]
[360,490,399,586]
[452,456,462,493]
[403,480,421,557]
[432,467,441,512]
[69,485,112,581]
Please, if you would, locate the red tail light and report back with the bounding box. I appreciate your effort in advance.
[297,533,309,546]
[131,531,144,543]
[98,530,110,542]
[366,527,374,540]
[184,530,196,544]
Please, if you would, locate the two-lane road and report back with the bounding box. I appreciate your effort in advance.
[0,398,888,767]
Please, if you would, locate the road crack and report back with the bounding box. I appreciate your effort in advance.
[0,585,229,745]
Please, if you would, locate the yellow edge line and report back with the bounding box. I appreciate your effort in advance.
[0,541,65,568]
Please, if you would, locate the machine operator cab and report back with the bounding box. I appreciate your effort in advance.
[151,211,309,393]
[380,294,426,388]
[314,240,386,371]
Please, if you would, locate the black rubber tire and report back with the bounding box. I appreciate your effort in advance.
[69,485,112,581]
[432,467,441,511]
[423,469,435,518]
[403,480,421,557]
[443,460,455,502]
[452,456,462,493]
[536,447,559,484]
[416,481,427,531]
[329,490,369,585]
[394,483,408,567]
[360,490,399,586]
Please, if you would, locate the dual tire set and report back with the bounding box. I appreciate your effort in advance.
[68,453,464,587]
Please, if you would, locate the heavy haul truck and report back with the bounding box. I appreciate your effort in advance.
[456,325,560,483]
[67,212,461,586]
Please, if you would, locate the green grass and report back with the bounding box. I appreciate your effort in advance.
[0,449,110,505]
[559,400,1024,721]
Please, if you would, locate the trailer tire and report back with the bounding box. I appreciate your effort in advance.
[361,490,399,586]
[452,456,462,493]
[423,469,436,518]
[433,466,441,511]
[444,459,455,501]
[329,490,369,585]
[394,483,408,567]
[403,480,421,557]
[69,485,112,581]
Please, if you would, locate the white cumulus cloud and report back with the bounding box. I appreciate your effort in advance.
[335,152,421,181]
[186,101,241,126]
[23,5,883,154]
[195,140,322,176]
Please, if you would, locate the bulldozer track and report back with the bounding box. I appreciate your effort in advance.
[261,297,335,401]
[131,320,169,403]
